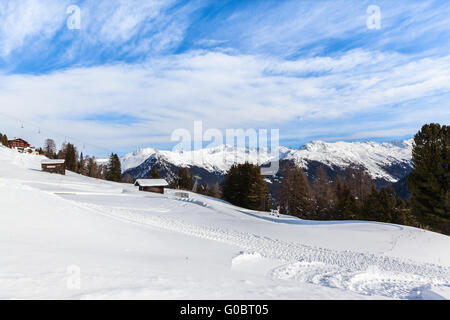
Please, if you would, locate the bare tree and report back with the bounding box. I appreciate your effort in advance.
[43,139,56,159]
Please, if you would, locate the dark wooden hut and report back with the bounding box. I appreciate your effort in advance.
[41,159,66,175]
[134,179,168,194]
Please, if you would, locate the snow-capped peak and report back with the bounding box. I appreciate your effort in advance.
[282,139,413,181]
[120,147,159,172]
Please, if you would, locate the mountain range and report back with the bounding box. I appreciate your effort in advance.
[115,139,414,198]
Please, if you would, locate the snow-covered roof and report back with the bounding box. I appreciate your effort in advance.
[134,179,168,187]
[41,159,65,164]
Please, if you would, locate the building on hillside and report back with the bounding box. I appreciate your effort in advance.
[9,138,30,150]
[134,179,168,194]
[41,159,66,175]
[8,138,38,154]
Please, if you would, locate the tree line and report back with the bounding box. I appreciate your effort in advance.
[278,164,413,225]
[42,138,122,182]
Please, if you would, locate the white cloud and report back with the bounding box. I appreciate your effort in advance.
[0,0,194,62]
[0,0,68,57]
[0,50,449,154]
[92,0,175,42]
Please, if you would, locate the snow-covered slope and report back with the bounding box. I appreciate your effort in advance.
[1,145,449,300]
[120,140,413,183]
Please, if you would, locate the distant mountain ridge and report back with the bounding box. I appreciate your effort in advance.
[119,139,414,190]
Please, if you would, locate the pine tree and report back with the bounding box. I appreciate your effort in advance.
[78,152,86,175]
[312,166,336,219]
[222,162,271,211]
[279,164,316,218]
[248,168,272,211]
[149,166,161,179]
[335,181,358,220]
[391,198,412,226]
[378,186,397,223]
[361,185,415,226]
[361,185,383,221]
[175,167,194,190]
[222,165,241,206]
[106,153,122,182]
[408,123,449,233]
[63,143,78,172]
[1,133,9,147]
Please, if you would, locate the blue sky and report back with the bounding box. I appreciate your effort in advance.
[0,0,449,156]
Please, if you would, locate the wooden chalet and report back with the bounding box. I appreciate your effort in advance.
[9,138,30,149]
[41,159,66,175]
[134,179,168,194]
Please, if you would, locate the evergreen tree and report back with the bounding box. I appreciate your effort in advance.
[63,143,78,172]
[1,133,9,147]
[222,162,271,211]
[391,198,412,226]
[312,166,336,219]
[106,153,122,182]
[175,167,194,190]
[149,166,161,179]
[361,186,415,226]
[378,186,397,223]
[335,181,358,220]
[279,164,316,218]
[408,123,449,233]
[248,169,272,211]
[361,185,382,221]
[78,152,86,175]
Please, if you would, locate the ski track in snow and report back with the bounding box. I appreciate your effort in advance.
[69,199,450,300]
